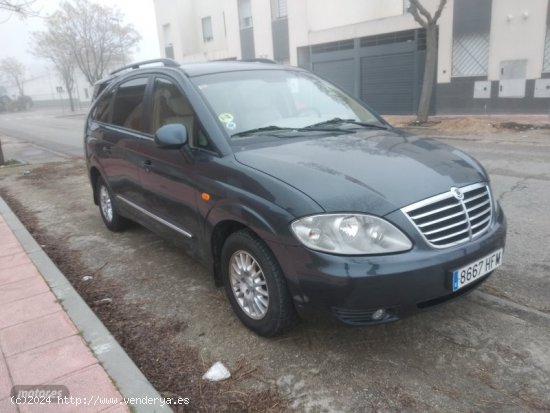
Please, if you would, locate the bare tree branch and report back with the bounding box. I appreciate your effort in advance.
[432,0,448,23]
[0,57,25,96]
[408,5,428,28]
[409,0,433,24]
[43,0,141,85]
[0,0,39,17]
[31,30,77,111]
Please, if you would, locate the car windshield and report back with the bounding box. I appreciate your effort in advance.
[191,69,385,139]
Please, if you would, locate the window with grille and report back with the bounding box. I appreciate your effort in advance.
[202,16,213,42]
[271,0,288,20]
[544,4,550,73]
[238,0,253,29]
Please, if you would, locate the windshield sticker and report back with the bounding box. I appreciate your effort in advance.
[288,78,299,94]
[218,113,234,123]
[225,121,237,130]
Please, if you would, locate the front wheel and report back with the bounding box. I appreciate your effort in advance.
[96,177,130,232]
[221,230,295,336]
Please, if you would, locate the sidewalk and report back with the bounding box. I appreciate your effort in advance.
[0,197,170,413]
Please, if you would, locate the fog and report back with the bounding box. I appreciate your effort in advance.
[0,0,161,77]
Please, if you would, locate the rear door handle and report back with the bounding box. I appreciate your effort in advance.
[142,159,152,172]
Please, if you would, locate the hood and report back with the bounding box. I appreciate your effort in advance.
[233,130,487,216]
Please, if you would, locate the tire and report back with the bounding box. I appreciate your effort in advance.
[96,177,130,232]
[221,229,296,336]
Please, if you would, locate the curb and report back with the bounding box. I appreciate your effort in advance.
[0,196,173,413]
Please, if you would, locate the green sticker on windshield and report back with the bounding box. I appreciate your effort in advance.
[218,113,234,123]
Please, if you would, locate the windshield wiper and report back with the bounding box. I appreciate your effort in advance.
[231,126,294,138]
[304,118,389,130]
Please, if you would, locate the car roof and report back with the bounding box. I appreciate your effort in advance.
[178,61,297,77]
[92,59,303,100]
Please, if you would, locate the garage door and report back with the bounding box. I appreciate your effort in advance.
[303,29,430,115]
[313,59,355,96]
[360,52,416,114]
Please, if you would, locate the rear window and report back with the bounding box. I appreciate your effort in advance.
[91,89,114,123]
[111,77,149,132]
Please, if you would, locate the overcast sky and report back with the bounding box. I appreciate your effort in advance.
[0,0,161,77]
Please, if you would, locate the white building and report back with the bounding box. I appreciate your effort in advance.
[4,68,93,110]
[153,0,550,114]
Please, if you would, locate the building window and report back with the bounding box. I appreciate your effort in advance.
[238,0,253,29]
[271,0,288,20]
[451,0,491,77]
[202,16,213,42]
[544,6,550,73]
[403,0,410,14]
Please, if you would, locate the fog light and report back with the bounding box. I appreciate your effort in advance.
[371,308,386,321]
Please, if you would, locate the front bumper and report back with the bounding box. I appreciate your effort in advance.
[269,205,507,325]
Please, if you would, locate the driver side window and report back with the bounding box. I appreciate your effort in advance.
[151,78,195,140]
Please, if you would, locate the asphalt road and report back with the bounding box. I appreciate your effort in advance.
[1,113,549,412]
[0,109,86,157]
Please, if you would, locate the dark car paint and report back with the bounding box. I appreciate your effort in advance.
[233,131,487,216]
[86,62,506,325]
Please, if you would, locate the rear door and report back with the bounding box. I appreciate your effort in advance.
[101,76,151,205]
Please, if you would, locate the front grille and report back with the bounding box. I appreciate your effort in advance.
[332,308,399,325]
[402,183,493,248]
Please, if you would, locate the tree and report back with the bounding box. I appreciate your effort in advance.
[0,0,38,17]
[31,31,76,111]
[47,0,140,86]
[408,0,447,123]
[0,57,25,96]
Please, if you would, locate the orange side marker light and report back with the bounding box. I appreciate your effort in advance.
[201,193,211,201]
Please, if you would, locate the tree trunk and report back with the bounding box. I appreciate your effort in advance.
[67,88,75,112]
[417,25,438,123]
[63,76,75,112]
[0,140,5,165]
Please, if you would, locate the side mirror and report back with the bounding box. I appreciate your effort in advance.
[154,124,188,149]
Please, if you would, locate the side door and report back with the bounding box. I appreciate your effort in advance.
[135,76,204,254]
[101,76,152,206]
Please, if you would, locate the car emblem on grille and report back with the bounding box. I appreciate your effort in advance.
[450,187,464,200]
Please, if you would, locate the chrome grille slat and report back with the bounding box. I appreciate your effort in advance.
[471,215,491,230]
[429,227,470,243]
[466,199,490,213]
[402,183,493,248]
[469,206,492,222]
[423,219,469,236]
[417,210,466,228]
[463,191,487,202]
[408,201,460,220]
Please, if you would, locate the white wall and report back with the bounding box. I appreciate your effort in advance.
[251,0,274,59]
[4,68,92,106]
[153,0,241,62]
[488,0,549,80]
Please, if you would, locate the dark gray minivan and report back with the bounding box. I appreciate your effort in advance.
[85,59,506,336]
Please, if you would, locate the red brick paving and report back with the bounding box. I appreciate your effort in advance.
[0,216,129,412]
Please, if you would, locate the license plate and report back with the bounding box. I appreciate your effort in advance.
[452,249,503,292]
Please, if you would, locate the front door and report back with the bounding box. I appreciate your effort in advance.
[136,76,202,253]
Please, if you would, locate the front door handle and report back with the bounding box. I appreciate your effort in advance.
[142,159,152,173]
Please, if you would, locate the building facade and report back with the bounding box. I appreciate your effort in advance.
[153,0,550,114]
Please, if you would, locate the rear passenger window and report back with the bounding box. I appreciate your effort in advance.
[91,89,114,123]
[112,77,149,132]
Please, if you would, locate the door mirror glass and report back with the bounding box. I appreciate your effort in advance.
[154,123,188,149]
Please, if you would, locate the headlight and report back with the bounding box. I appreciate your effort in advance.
[290,214,412,255]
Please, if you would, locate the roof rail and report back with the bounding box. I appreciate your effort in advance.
[240,58,277,64]
[110,58,180,75]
